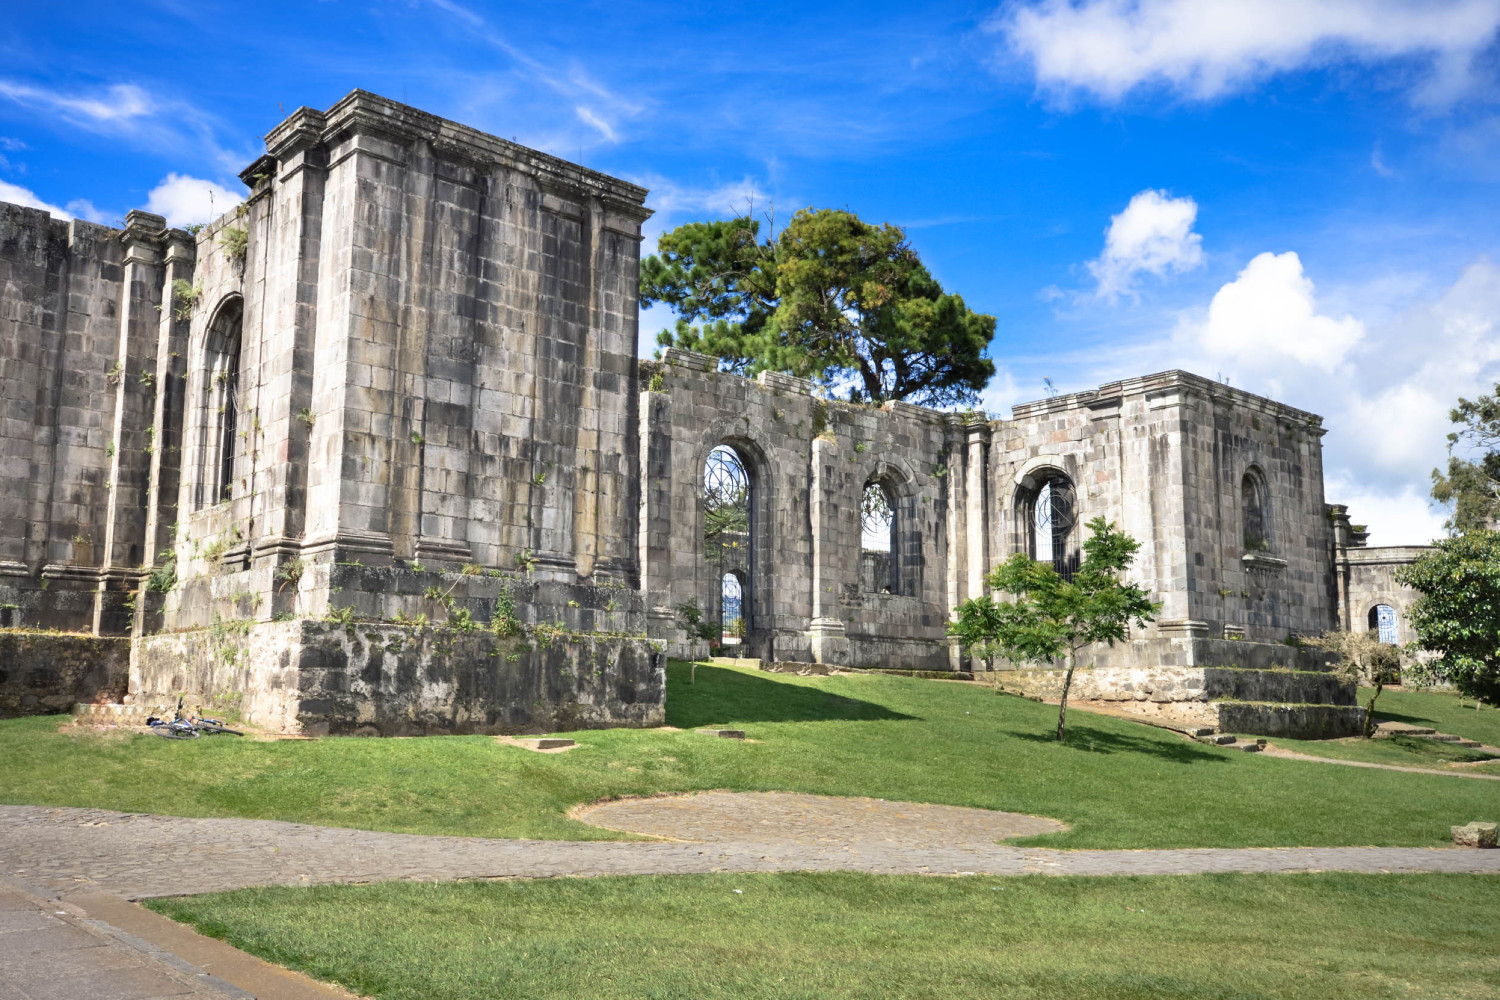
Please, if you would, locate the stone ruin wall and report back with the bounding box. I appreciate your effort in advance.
[0,89,1388,734]
[0,91,667,732]
[972,371,1336,648]
[640,348,954,670]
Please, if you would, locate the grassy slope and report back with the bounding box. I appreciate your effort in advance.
[1274,687,1500,773]
[3,663,1495,848]
[145,872,1500,1000]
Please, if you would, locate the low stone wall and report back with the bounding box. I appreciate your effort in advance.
[1215,702,1366,739]
[997,661,1362,738]
[132,619,665,736]
[0,631,130,717]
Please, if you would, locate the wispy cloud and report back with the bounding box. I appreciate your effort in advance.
[994,0,1500,106]
[0,78,254,177]
[421,0,642,152]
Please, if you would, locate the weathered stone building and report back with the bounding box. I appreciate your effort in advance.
[0,91,1424,735]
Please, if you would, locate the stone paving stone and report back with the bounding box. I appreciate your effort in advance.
[0,880,241,1000]
[3,803,1499,905]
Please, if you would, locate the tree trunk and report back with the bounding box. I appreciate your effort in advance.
[1362,682,1383,738]
[1056,648,1079,742]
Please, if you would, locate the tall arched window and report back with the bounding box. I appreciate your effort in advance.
[861,480,898,594]
[1368,604,1399,645]
[721,572,745,646]
[1025,473,1077,580]
[200,297,243,507]
[1242,468,1269,552]
[704,444,752,637]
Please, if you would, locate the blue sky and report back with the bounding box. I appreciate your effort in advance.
[4,0,1500,544]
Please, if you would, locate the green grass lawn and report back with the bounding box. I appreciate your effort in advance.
[2,663,1495,848]
[1273,687,1500,773]
[144,872,1500,1000]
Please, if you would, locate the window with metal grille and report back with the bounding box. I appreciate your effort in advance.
[1029,474,1078,581]
[1368,604,1399,645]
[704,445,751,637]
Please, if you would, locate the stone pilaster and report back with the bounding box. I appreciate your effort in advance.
[94,211,166,634]
[250,115,328,601]
[135,229,196,634]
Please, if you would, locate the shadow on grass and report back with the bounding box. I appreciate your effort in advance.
[1372,708,1445,728]
[665,663,915,728]
[1006,723,1228,763]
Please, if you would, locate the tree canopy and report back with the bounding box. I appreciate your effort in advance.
[1396,530,1500,706]
[948,517,1159,741]
[641,208,997,408]
[1431,385,1500,533]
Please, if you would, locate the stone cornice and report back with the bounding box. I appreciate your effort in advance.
[271,90,651,218]
[1010,369,1326,430]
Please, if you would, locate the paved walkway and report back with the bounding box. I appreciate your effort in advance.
[0,877,249,999]
[3,803,1497,902]
[1262,745,1500,779]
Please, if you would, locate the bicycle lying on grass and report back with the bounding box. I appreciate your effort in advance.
[146,697,244,739]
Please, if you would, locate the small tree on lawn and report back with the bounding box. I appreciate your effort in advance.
[1303,629,1402,737]
[1396,530,1500,708]
[948,517,1159,742]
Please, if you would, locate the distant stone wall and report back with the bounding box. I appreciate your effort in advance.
[1333,544,1431,645]
[0,631,130,717]
[132,618,663,735]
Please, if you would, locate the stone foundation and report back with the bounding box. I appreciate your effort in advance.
[997,656,1363,738]
[0,631,131,717]
[131,619,665,736]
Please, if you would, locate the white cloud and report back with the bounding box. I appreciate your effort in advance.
[996,0,1500,104]
[574,106,619,143]
[144,173,242,229]
[1089,189,1204,299]
[1160,253,1500,544]
[0,179,68,218]
[0,180,106,223]
[1324,476,1445,547]
[1193,251,1363,371]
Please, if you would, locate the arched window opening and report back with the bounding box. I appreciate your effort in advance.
[199,297,244,508]
[1026,473,1078,581]
[1242,469,1269,552]
[704,445,752,640]
[721,573,745,647]
[1369,604,1399,645]
[861,480,898,594]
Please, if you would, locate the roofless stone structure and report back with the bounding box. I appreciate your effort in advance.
[0,91,1423,735]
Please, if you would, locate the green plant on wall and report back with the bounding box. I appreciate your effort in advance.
[145,552,177,594]
[170,279,202,321]
[220,226,249,263]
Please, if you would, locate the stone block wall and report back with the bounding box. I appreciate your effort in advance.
[990,372,1334,646]
[0,631,130,716]
[132,619,662,735]
[640,349,953,669]
[0,203,193,634]
[999,663,1362,737]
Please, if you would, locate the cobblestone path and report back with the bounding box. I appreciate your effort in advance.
[1262,745,1500,779]
[4,802,1498,900]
